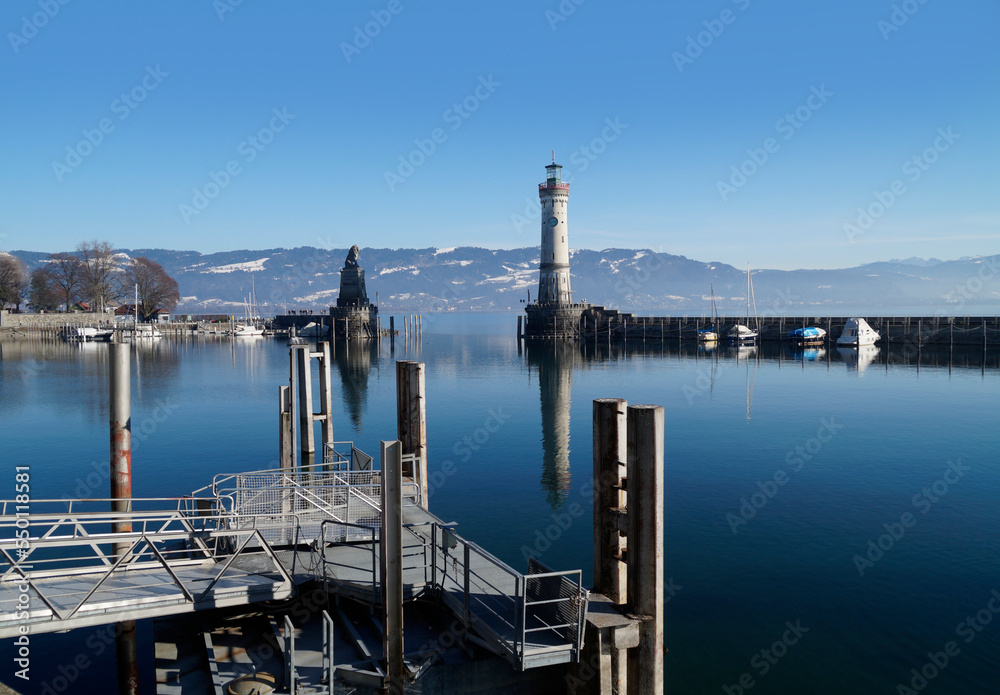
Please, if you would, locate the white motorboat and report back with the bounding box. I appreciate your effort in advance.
[837,318,880,346]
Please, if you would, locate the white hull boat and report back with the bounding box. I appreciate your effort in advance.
[837,318,879,346]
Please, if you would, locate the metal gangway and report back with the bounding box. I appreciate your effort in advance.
[199,441,589,671]
[0,443,589,671]
[0,497,294,639]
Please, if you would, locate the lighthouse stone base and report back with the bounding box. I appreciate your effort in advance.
[524,302,590,341]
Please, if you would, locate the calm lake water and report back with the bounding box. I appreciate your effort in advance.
[1,312,999,694]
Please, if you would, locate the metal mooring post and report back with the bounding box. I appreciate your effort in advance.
[626,405,664,695]
[109,341,132,547]
[109,340,139,695]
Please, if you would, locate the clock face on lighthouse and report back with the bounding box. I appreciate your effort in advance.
[547,216,558,227]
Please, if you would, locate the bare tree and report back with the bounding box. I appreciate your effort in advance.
[78,240,121,311]
[0,255,29,310]
[122,256,179,321]
[47,252,84,309]
[29,267,61,311]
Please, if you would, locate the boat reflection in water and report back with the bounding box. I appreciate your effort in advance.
[837,345,880,372]
[787,346,826,362]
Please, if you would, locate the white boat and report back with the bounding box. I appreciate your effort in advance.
[231,323,264,337]
[132,323,161,339]
[728,324,758,343]
[728,265,758,344]
[698,283,719,342]
[231,276,265,337]
[788,326,827,345]
[837,318,880,346]
[62,326,113,342]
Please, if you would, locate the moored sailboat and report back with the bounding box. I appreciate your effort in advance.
[728,265,758,344]
[698,283,720,342]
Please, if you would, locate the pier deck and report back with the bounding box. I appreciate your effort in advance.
[0,465,587,673]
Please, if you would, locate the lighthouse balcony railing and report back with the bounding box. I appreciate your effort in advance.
[539,183,570,190]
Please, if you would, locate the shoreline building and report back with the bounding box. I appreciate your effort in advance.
[523,159,590,340]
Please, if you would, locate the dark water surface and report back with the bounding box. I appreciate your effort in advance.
[1,313,998,693]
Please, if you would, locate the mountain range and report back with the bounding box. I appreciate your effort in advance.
[9,247,999,316]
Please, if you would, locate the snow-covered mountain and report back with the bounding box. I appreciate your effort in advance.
[9,247,999,315]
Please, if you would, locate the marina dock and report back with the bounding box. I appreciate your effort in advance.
[1,340,668,694]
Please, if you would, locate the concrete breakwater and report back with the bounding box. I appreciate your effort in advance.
[581,312,1000,346]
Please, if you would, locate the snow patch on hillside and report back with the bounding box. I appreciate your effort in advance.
[296,289,338,303]
[203,258,269,274]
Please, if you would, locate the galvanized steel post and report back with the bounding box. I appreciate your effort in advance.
[109,340,139,695]
[109,341,132,543]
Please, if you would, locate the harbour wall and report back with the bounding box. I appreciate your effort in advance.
[581,310,1000,346]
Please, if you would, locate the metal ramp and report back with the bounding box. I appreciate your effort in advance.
[0,498,294,638]
[200,461,589,670]
[0,461,588,671]
[310,499,589,671]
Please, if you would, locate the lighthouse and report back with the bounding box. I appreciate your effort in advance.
[537,159,573,304]
[523,157,589,340]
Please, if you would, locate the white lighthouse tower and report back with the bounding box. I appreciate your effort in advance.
[524,156,588,340]
[537,158,573,304]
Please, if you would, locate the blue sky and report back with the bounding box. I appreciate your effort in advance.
[1,0,997,270]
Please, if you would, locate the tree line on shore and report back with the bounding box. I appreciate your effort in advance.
[0,241,180,321]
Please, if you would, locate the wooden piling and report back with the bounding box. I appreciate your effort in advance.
[627,404,664,695]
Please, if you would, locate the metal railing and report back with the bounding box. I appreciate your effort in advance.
[330,519,590,670]
[0,500,294,637]
[200,466,420,546]
[323,441,373,471]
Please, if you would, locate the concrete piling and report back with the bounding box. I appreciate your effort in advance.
[279,385,293,471]
[289,340,335,467]
[626,405,664,695]
[592,399,627,605]
[295,345,315,464]
[587,400,666,695]
[318,341,334,450]
[380,440,405,692]
[396,361,428,505]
